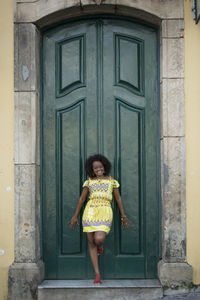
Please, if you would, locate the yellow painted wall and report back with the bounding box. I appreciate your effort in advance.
[0,0,14,299]
[185,0,200,285]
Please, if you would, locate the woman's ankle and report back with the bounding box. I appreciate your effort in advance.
[94,272,101,284]
[95,270,100,275]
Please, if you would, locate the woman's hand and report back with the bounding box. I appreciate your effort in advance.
[113,188,130,230]
[68,216,79,230]
[121,215,130,229]
[68,187,88,230]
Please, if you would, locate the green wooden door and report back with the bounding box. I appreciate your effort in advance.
[42,17,160,279]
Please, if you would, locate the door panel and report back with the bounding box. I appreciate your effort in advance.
[115,34,144,94]
[117,101,143,255]
[56,35,86,97]
[58,101,85,255]
[42,17,159,279]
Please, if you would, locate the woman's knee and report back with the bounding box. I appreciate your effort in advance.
[94,236,105,246]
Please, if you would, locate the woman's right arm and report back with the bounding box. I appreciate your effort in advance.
[68,187,89,229]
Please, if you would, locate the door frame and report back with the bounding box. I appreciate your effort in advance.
[10,1,191,298]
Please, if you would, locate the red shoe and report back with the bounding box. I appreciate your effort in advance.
[97,246,104,255]
[94,273,101,284]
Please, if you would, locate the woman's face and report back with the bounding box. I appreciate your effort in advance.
[92,161,105,177]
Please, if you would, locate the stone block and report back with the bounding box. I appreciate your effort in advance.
[81,0,184,19]
[162,79,185,137]
[15,164,40,262]
[162,19,184,38]
[16,0,80,23]
[35,165,41,260]
[8,260,44,300]
[162,38,184,79]
[160,80,163,139]
[15,23,40,91]
[162,137,186,262]
[158,261,192,288]
[15,92,40,164]
[36,91,40,166]
[14,24,19,88]
[15,0,184,23]
[38,279,163,300]
[17,0,37,2]
[160,137,164,200]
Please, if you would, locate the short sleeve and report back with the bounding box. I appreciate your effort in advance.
[112,179,120,189]
[83,180,89,188]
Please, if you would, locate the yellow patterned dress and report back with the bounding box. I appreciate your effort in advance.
[82,177,120,234]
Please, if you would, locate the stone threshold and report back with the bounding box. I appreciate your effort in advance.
[38,279,163,300]
[39,279,162,288]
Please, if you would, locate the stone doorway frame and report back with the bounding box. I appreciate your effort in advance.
[9,1,192,299]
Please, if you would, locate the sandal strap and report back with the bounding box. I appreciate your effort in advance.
[94,273,101,284]
[97,246,104,255]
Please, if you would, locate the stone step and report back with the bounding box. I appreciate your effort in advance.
[38,279,163,300]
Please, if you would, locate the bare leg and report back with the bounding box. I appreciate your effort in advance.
[94,231,106,248]
[87,231,107,284]
[87,232,100,275]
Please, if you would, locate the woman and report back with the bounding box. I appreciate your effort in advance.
[69,154,130,284]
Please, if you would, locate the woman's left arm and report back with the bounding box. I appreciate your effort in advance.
[113,188,130,229]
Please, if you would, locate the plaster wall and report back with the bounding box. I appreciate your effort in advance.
[0,0,14,299]
[185,0,200,285]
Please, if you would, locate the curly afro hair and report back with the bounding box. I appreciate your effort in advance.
[85,154,111,178]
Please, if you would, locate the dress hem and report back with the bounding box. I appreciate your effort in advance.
[83,225,110,234]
